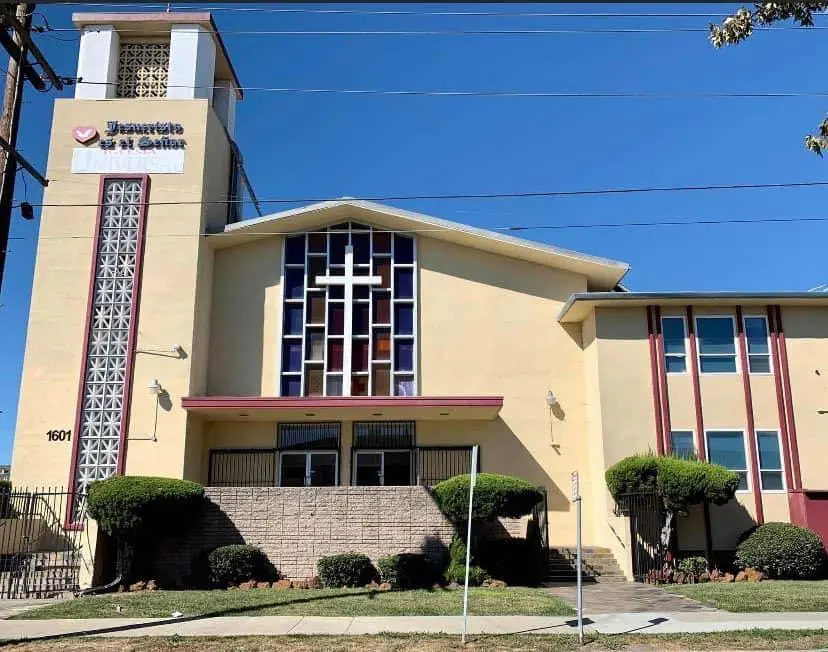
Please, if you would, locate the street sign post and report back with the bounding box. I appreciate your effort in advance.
[461,444,479,645]
[571,471,584,646]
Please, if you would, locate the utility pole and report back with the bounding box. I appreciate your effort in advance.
[0,2,31,298]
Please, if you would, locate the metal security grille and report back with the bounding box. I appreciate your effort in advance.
[71,179,145,513]
[208,449,277,487]
[617,492,666,583]
[277,423,340,450]
[117,42,170,98]
[416,446,475,486]
[0,488,87,599]
[353,422,415,449]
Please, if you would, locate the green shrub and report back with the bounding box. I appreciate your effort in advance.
[377,553,432,589]
[736,522,827,579]
[605,454,740,513]
[444,562,488,586]
[208,544,274,586]
[86,476,204,538]
[478,538,544,585]
[676,556,708,578]
[433,473,543,522]
[317,553,376,588]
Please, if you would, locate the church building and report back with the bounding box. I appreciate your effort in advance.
[10,12,828,581]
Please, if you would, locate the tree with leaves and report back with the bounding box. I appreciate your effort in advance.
[710,2,828,155]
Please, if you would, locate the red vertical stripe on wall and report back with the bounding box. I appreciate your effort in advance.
[775,305,803,490]
[735,306,765,524]
[767,305,794,490]
[647,306,665,455]
[653,306,672,453]
[685,306,706,461]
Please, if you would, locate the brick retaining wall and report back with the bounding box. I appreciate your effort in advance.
[153,486,457,583]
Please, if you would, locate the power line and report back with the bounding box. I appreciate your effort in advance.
[29,179,828,208]
[8,215,828,241]
[63,78,828,98]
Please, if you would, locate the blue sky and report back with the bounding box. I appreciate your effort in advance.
[1,3,827,464]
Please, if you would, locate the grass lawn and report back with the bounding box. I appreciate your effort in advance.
[669,580,828,612]
[14,587,574,619]
[4,631,828,651]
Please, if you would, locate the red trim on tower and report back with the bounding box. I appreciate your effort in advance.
[646,306,665,455]
[735,306,764,523]
[768,305,794,490]
[775,305,803,490]
[653,306,672,453]
[685,306,706,461]
[117,175,151,475]
[65,175,151,528]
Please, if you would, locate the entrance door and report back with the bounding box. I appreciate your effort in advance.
[309,452,338,486]
[354,450,412,486]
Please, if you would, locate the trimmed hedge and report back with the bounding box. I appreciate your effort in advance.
[317,553,376,588]
[444,534,487,586]
[736,522,826,579]
[87,476,204,538]
[208,544,274,586]
[433,473,543,522]
[605,454,739,513]
[378,553,431,589]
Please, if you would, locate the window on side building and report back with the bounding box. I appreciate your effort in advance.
[696,317,737,374]
[661,316,687,373]
[744,316,771,374]
[670,431,695,459]
[756,430,784,491]
[706,430,748,491]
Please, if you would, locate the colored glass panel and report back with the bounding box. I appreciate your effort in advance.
[373,329,391,360]
[394,268,413,299]
[394,304,413,335]
[394,340,414,371]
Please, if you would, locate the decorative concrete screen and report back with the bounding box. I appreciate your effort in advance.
[154,486,456,583]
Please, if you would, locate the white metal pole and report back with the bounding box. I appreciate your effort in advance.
[576,494,584,646]
[461,445,479,645]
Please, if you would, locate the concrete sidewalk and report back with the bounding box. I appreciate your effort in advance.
[0,612,826,640]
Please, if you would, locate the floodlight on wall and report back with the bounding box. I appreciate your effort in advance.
[545,391,558,407]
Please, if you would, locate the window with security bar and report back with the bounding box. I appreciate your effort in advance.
[280,223,417,398]
[352,422,415,486]
[277,423,340,487]
[117,42,170,98]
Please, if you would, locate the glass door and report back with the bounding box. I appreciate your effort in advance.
[309,452,338,486]
[354,452,382,486]
[280,453,307,487]
[354,450,412,486]
[280,451,338,486]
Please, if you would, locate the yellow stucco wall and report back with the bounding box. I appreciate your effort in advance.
[12,98,232,488]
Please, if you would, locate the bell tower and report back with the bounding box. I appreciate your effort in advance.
[11,12,243,507]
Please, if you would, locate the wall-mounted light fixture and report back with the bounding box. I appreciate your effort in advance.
[546,391,558,408]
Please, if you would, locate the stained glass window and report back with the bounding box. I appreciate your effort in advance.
[280,223,417,396]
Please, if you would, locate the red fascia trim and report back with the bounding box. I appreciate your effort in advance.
[735,306,764,524]
[776,305,803,490]
[65,176,108,527]
[116,174,151,475]
[646,306,665,455]
[181,395,504,410]
[768,305,794,490]
[653,306,672,453]
[685,306,706,461]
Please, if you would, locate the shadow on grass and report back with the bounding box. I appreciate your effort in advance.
[0,589,386,646]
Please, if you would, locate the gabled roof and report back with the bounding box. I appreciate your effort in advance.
[211,199,629,289]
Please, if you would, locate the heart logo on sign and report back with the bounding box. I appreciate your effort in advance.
[72,126,98,144]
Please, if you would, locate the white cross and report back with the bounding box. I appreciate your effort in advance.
[315,245,382,396]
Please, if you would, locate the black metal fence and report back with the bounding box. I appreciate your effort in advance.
[416,446,475,486]
[0,488,87,599]
[208,449,277,487]
[617,492,666,583]
[530,486,549,551]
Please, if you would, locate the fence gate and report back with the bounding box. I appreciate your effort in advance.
[0,489,87,599]
[619,492,666,584]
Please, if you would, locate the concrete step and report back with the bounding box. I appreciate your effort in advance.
[546,546,626,583]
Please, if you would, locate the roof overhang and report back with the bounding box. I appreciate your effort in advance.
[210,199,629,290]
[558,291,828,323]
[182,395,504,422]
[72,12,243,99]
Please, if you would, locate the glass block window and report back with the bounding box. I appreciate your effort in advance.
[280,223,417,397]
[117,42,170,98]
[72,178,145,508]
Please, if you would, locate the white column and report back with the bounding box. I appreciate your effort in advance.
[168,24,216,101]
[212,80,237,136]
[75,25,119,99]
